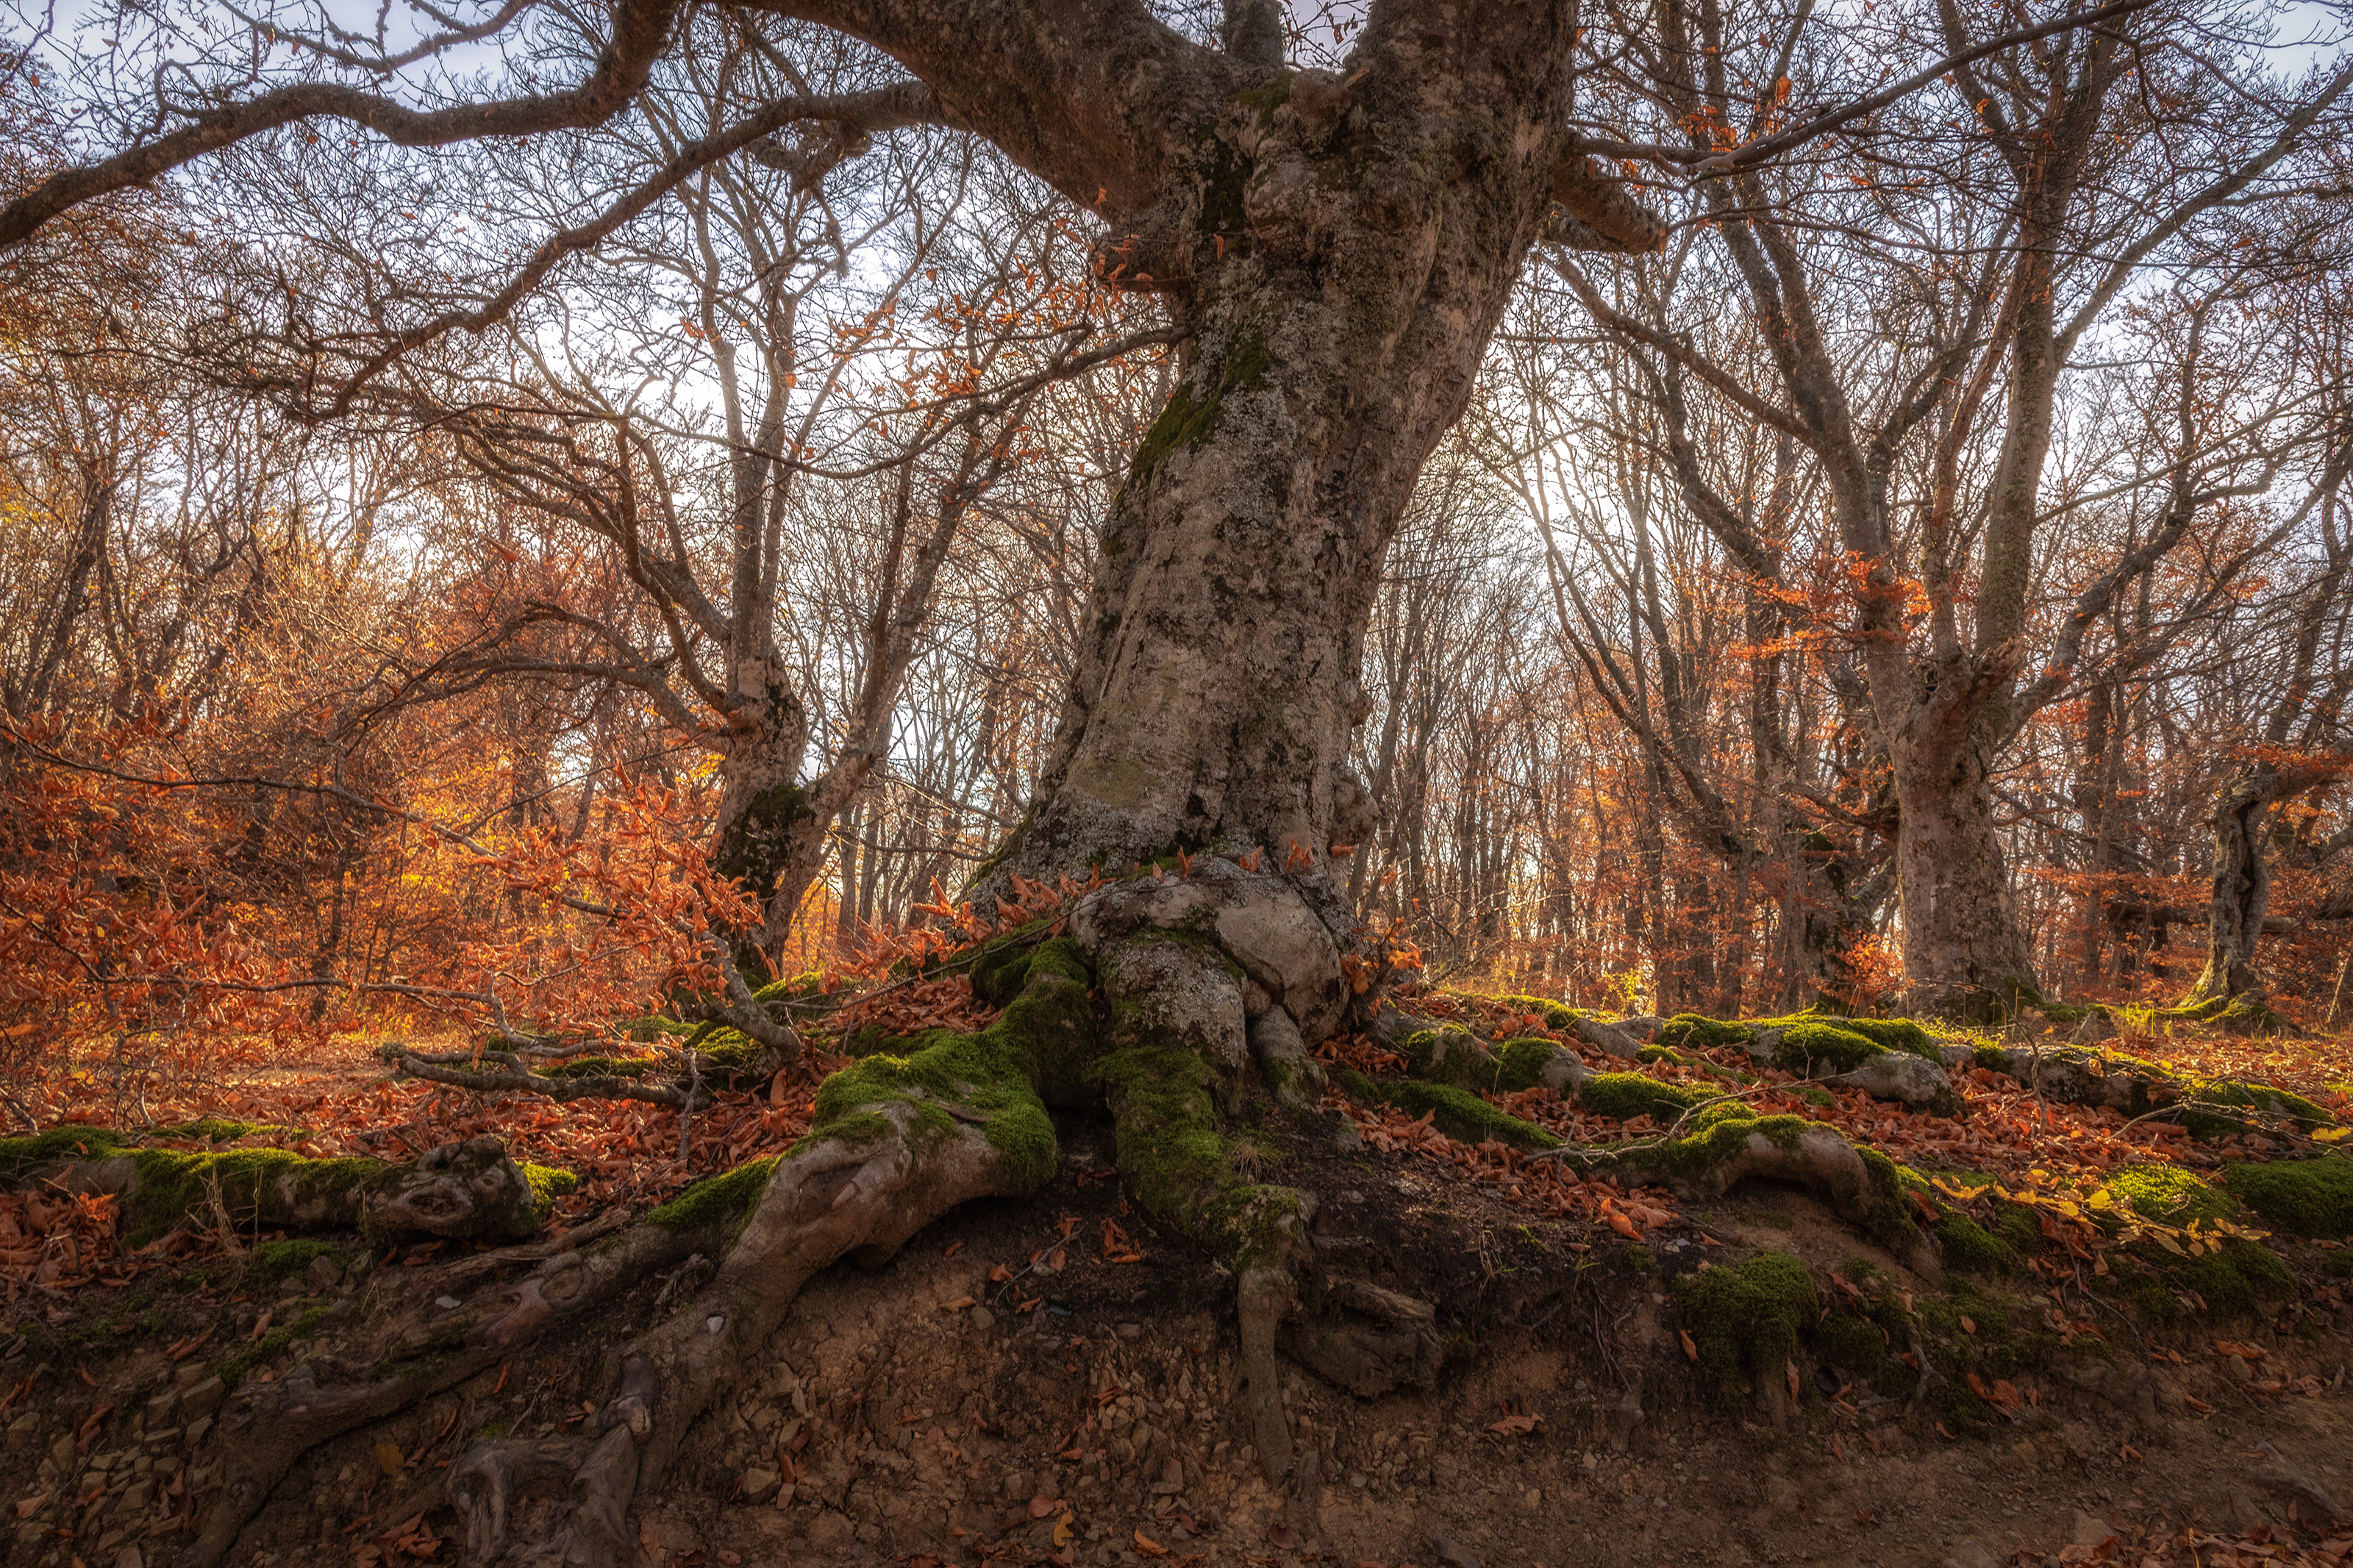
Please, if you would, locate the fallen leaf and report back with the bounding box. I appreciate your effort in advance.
[1487,1413,1540,1436]
[1785,1361,1800,1401]
[374,1442,406,1478]
[1135,1531,1169,1557]
[1679,1328,1697,1361]
[1053,1514,1076,1548]
[1028,1495,1063,1519]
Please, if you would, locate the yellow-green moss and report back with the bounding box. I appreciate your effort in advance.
[523,1164,578,1223]
[648,1156,779,1234]
[1770,1021,1889,1075]
[1654,1015,1754,1052]
[120,1148,383,1245]
[1494,1036,1563,1092]
[2110,1164,2233,1224]
[1574,1073,1713,1123]
[0,1124,129,1177]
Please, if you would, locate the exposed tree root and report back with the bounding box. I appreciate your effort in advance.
[0,1128,557,1245]
[134,866,2343,1565]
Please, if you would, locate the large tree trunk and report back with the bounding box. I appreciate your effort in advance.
[993,40,1594,899]
[1888,734,2040,1017]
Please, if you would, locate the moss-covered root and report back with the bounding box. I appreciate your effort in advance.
[7,1131,549,1245]
[1248,1006,1329,1109]
[1585,1112,1940,1281]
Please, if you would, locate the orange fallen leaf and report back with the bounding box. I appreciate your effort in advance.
[1679,1328,1697,1361]
[1135,1531,1170,1558]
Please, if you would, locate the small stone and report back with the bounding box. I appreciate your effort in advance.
[306,1256,343,1289]
[2070,1510,2113,1547]
[970,1306,995,1332]
[1427,1534,1481,1568]
[1943,1540,1999,1568]
[143,1393,178,1425]
[172,1364,205,1389]
[739,1468,782,1505]
[1117,1323,1143,1340]
[1522,1488,1540,1508]
[49,1433,75,1469]
[113,1547,145,1568]
[178,1378,226,1421]
[436,1296,463,1310]
[183,1417,213,1447]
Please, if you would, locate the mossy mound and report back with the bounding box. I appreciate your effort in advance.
[1493,1037,1563,1092]
[1482,994,1588,1031]
[1768,1020,1917,1076]
[0,1124,130,1177]
[2221,1158,2353,1239]
[524,1164,579,1223]
[1673,1250,1819,1411]
[1574,1073,1714,1123]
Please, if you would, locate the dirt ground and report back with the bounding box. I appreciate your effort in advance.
[6,1102,2349,1568]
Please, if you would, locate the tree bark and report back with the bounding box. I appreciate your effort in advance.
[988,22,1650,896]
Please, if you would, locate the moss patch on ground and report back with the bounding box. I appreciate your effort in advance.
[1673,1250,1820,1411]
[2221,1158,2353,1238]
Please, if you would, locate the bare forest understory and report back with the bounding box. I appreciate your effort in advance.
[5,936,2352,1568]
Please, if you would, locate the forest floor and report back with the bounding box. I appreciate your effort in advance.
[3,998,2351,1568]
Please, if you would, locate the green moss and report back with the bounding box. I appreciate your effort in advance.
[248,1238,344,1286]
[648,1156,779,1234]
[152,1117,281,1143]
[1096,1043,1303,1268]
[1494,1036,1565,1092]
[538,1055,660,1081]
[119,1148,384,1246]
[752,971,826,1006]
[2182,1080,2335,1138]
[0,1124,129,1177]
[806,1029,1057,1186]
[1129,328,1273,486]
[1673,1251,1820,1411]
[1371,1081,1560,1152]
[2221,1159,2353,1239]
[1800,1016,1940,1063]
[1654,1015,1754,1052]
[1401,1027,1496,1091]
[2110,1164,2233,1224]
[2176,1238,2295,1316]
[1574,1073,1713,1123]
[523,1164,578,1223]
[1770,1022,1888,1075]
[1932,1209,2018,1275]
